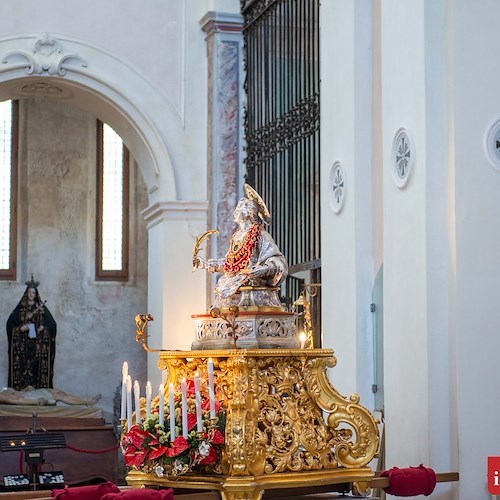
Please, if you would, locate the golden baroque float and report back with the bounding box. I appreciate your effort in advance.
[125,348,379,499]
[125,186,379,498]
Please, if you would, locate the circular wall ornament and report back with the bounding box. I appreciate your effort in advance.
[484,118,500,171]
[392,128,414,188]
[329,161,346,214]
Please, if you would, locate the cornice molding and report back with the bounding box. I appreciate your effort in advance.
[200,11,244,37]
[142,201,208,229]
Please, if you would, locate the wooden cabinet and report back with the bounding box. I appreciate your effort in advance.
[0,416,119,488]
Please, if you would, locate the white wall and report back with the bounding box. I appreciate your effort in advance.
[320,0,375,408]
[450,1,500,497]
[381,0,431,470]
[322,1,500,498]
[0,0,184,115]
[0,99,148,418]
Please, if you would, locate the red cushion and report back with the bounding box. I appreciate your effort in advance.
[381,465,437,496]
[52,481,120,499]
[102,489,174,500]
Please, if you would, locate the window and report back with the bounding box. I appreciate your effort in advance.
[0,100,18,280]
[96,121,129,281]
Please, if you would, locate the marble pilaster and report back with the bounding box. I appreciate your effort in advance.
[200,11,244,304]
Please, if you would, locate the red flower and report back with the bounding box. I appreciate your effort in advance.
[127,425,151,448]
[125,449,148,467]
[199,445,218,464]
[185,379,196,395]
[187,413,197,431]
[146,435,169,460]
[201,399,221,414]
[210,428,224,444]
[166,436,189,457]
[149,445,169,460]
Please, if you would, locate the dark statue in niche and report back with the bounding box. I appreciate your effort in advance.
[6,276,57,390]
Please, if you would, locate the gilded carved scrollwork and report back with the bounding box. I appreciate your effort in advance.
[303,356,379,468]
[154,349,379,493]
[252,356,339,474]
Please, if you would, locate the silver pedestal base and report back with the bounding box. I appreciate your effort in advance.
[191,312,299,350]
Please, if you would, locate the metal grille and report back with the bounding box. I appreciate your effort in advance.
[241,0,321,340]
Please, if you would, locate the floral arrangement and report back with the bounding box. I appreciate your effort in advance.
[121,379,226,477]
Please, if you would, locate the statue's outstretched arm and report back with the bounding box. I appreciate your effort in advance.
[195,256,225,274]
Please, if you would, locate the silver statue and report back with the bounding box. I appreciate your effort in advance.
[193,184,288,308]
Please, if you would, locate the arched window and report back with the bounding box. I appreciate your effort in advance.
[96,121,129,281]
[0,100,18,280]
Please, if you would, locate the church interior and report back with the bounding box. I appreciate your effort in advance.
[0,1,498,499]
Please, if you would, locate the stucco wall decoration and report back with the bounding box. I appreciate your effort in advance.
[391,127,414,189]
[329,161,346,214]
[2,34,87,76]
[484,118,500,171]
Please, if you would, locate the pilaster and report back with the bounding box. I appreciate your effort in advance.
[142,201,208,388]
[200,11,245,303]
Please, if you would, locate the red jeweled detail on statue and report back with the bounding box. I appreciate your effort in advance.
[224,224,262,275]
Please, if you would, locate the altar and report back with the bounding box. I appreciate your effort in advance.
[124,348,379,499]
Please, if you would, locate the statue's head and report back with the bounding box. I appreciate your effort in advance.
[233,184,272,225]
[233,197,260,224]
[27,287,37,302]
[24,275,40,303]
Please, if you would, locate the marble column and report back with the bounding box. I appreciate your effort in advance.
[200,11,244,304]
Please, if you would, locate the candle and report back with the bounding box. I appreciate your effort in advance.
[120,362,128,420]
[299,331,307,349]
[159,384,165,428]
[134,380,142,425]
[194,372,203,432]
[207,358,216,419]
[126,375,133,430]
[146,381,152,419]
[169,382,176,442]
[181,378,188,438]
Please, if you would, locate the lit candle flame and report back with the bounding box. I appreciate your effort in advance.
[299,331,307,349]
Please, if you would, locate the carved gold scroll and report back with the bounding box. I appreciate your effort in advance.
[126,349,379,500]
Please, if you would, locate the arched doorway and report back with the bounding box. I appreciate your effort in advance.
[0,33,191,414]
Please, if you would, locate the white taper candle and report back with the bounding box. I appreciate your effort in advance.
[126,375,133,429]
[134,380,142,425]
[181,378,188,438]
[145,381,152,419]
[194,372,203,432]
[159,383,165,427]
[207,358,216,419]
[169,382,176,442]
[120,361,128,420]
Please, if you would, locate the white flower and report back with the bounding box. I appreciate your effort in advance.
[173,459,184,472]
[155,465,164,478]
[198,441,211,457]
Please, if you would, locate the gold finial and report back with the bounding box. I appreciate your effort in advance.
[293,283,321,349]
[135,313,160,352]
